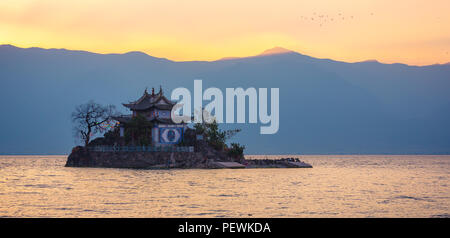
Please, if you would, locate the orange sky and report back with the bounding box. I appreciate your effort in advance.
[1,0,449,65]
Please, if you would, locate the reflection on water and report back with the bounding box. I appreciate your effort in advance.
[0,155,448,217]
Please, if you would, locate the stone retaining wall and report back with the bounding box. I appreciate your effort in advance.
[66,146,228,169]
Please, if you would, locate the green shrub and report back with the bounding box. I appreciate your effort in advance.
[228,143,245,158]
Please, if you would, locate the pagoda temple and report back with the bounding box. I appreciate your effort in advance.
[113,87,186,146]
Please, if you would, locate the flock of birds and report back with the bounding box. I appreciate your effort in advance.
[299,12,375,27]
[298,12,449,60]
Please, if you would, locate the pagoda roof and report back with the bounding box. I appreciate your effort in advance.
[123,87,176,111]
[112,115,179,125]
[112,115,133,124]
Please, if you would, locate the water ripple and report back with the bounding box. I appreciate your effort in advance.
[0,155,448,217]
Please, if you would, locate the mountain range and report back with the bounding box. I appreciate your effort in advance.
[1,44,449,154]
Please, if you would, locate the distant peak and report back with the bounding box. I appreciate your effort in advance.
[215,47,296,61]
[258,47,294,56]
[123,51,149,57]
[359,59,380,63]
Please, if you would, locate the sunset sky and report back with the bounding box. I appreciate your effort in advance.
[1,0,449,65]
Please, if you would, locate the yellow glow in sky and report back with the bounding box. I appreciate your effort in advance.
[1,0,449,65]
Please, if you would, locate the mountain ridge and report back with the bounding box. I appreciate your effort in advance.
[3,44,447,67]
[0,44,449,154]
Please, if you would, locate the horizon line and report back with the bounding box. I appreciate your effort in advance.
[1,43,449,67]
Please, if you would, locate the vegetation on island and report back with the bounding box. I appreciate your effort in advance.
[193,120,245,158]
[71,101,117,147]
[123,115,154,146]
[71,101,245,158]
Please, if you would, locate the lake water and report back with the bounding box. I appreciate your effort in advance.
[0,155,448,217]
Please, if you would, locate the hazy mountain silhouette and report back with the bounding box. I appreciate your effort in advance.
[257,46,294,56]
[1,44,449,154]
[216,46,293,61]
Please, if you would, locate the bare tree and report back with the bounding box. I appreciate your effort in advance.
[72,101,117,147]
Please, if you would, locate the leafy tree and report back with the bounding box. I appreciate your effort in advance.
[72,101,117,147]
[195,120,241,151]
[228,143,246,158]
[194,123,206,134]
[124,114,154,145]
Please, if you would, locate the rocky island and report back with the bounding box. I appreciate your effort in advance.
[66,87,312,169]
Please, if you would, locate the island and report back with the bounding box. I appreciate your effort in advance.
[65,87,312,169]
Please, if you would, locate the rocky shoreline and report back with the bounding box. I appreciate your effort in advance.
[245,158,313,168]
[65,146,312,169]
